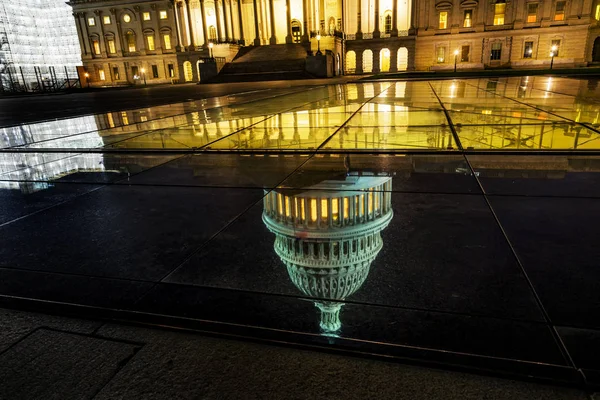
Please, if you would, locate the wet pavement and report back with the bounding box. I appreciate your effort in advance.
[1,76,600,388]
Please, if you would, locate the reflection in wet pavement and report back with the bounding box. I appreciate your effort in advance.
[1,76,600,385]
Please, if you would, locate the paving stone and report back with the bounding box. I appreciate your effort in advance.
[0,307,101,353]
[94,324,589,400]
[0,328,138,400]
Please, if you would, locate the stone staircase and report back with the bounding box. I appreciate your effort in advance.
[208,43,315,83]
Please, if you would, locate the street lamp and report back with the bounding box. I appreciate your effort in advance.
[84,72,90,88]
[316,34,322,55]
[453,49,459,73]
[549,45,557,70]
[140,68,147,85]
[208,42,214,58]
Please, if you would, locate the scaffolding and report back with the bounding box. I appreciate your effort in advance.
[0,0,82,93]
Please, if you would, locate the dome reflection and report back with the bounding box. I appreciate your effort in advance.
[263,169,393,335]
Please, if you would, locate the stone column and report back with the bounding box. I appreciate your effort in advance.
[373,48,380,72]
[237,0,245,42]
[269,0,276,44]
[185,0,196,50]
[356,0,362,39]
[75,13,89,56]
[391,0,398,36]
[302,0,309,42]
[319,0,324,34]
[200,0,209,45]
[111,8,124,56]
[133,6,146,54]
[409,0,417,34]
[356,50,363,73]
[171,0,183,50]
[229,0,236,40]
[94,10,107,57]
[177,1,188,47]
[373,0,380,38]
[150,4,162,52]
[223,0,230,41]
[390,47,398,72]
[285,0,292,43]
[253,0,261,45]
[215,0,223,42]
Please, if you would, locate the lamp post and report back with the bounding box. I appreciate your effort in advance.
[84,72,89,88]
[209,42,214,58]
[453,49,459,73]
[550,45,557,70]
[316,34,322,55]
[141,68,147,85]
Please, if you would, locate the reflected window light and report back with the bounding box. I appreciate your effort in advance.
[332,198,339,221]
[310,199,317,222]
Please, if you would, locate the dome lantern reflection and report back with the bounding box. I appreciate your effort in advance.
[263,172,393,335]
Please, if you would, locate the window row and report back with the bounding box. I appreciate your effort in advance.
[87,10,167,26]
[435,39,561,63]
[264,189,392,228]
[275,233,383,261]
[94,63,176,81]
[90,32,172,55]
[437,1,567,29]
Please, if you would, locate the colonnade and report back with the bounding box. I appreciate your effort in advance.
[171,0,411,48]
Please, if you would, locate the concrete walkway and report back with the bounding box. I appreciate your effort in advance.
[0,307,595,400]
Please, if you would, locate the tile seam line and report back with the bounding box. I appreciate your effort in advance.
[428,82,464,151]
[464,81,600,136]
[316,83,395,150]
[461,151,578,369]
[0,294,572,369]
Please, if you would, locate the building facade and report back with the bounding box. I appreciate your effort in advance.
[0,0,82,92]
[415,0,600,70]
[67,0,600,86]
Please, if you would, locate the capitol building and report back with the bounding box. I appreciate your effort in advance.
[65,0,600,85]
[263,171,393,334]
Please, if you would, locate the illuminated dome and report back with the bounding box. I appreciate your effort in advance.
[263,173,393,334]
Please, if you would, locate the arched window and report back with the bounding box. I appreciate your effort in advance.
[291,20,302,43]
[380,48,390,72]
[126,30,136,52]
[384,12,392,34]
[397,47,408,71]
[362,49,373,73]
[345,50,356,74]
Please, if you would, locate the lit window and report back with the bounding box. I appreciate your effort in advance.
[92,39,101,55]
[310,199,317,222]
[113,67,120,80]
[527,3,538,23]
[321,198,328,221]
[159,10,168,19]
[163,34,172,50]
[596,4,600,20]
[551,39,561,56]
[103,15,111,25]
[463,10,472,27]
[491,42,502,60]
[123,14,131,23]
[384,14,392,33]
[87,17,95,26]
[152,65,159,78]
[554,1,565,21]
[439,12,448,29]
[146,35,155,51]
[523,41,534,58]
[168,63,175,77]
[461,45,470,62]
[436,46,446,63]
[494,2,505,25]
[107,39,116,54]
[143,12,151,21]
[99,69,106,80]
[126,31,136,52]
